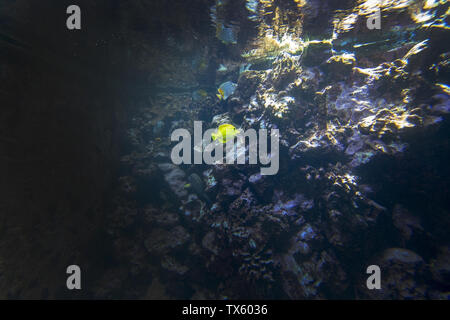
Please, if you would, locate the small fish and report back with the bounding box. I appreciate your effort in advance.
[216,81,237,100]
[192,89,208,101]
[217,64,228,72]
[239,63,252,74]
[211,123,240,143]
[216,22,238,45]
[184,183,191,188]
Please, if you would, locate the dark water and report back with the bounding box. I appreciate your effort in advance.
[0,0,449,300]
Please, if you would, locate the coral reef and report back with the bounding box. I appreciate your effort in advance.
[89,0,450,300]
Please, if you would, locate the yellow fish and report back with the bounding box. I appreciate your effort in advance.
[211,124,240,143]
[216,88,225,100]
[197,89,208,97]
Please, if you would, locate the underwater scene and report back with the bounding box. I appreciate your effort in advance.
[0,0,449,300]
